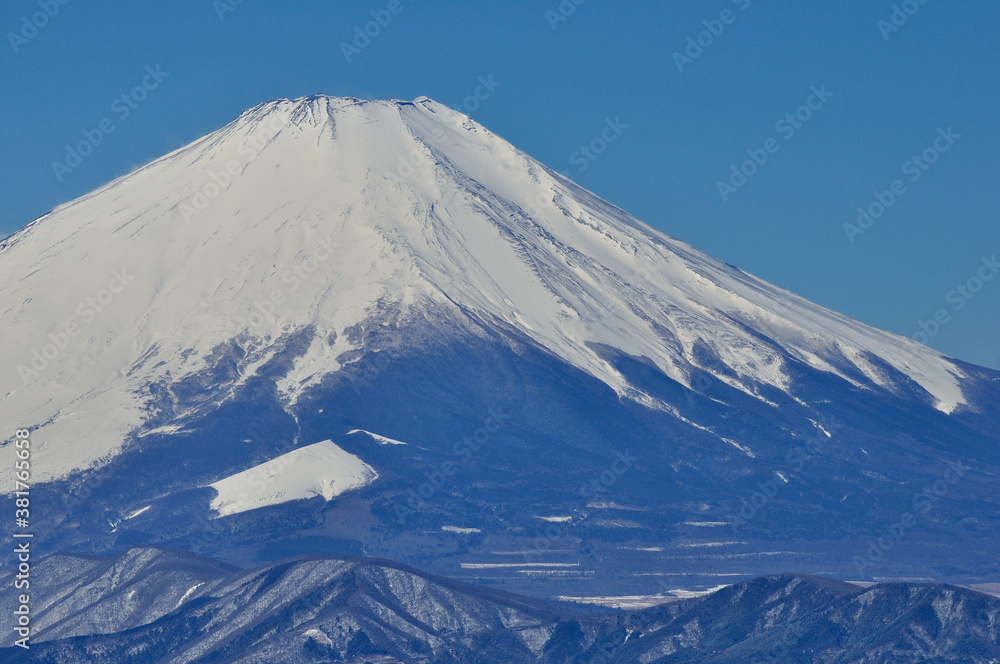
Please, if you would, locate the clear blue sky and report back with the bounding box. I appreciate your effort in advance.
[2,0,998,368]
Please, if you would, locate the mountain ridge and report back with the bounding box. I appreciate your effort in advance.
[4,547,999,663]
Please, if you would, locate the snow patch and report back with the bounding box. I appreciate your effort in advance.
[347,429,409,445]
[302,628,334,647]
[124,505,151,520]
[682,521,730,527]
[176,582,204,608]
[207,439,376,518]
[441,526,481,534]
[666,584,731,599]
[554,595,676,610]
[460,562,578,569]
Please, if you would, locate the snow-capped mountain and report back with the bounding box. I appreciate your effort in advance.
[0,95,973,477]
[5,547,999,663]
[2,95,998,593]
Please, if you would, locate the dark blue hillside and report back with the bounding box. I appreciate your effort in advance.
[26,305,1000,598]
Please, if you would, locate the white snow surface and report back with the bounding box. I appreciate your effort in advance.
[207,439,377,518]
[347,429,408,445]
[124,505,152,520]
[0,94,970,481]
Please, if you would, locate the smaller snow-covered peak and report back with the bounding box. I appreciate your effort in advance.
[207,440,377,518]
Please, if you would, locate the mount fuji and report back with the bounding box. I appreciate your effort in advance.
[2,95,998,596]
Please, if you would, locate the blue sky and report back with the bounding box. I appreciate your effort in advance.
[2,0,998,368]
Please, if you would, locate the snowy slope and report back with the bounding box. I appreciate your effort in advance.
[0,95,971,482]
[207,439,377,518]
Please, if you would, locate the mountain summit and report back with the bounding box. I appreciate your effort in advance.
[2,95,998,593]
